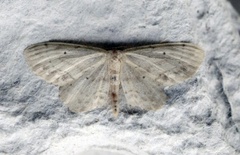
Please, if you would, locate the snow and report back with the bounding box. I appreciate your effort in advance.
[0,0,240,154]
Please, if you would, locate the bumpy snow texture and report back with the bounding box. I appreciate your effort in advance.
[0,0,240,155]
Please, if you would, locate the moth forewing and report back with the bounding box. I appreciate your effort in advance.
[122,43,204,86]
[24,42,108,86]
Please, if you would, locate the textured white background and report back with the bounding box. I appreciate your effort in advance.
[0,0,240,154]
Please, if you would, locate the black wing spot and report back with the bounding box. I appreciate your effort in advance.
[111,76,116,80]
[86,77,89,80]
[142,76,145,79]
[182,44,186,47]
[180,67,187,72]
[64,51,67,54]
[163,75,168,80]
[163,52,166,55]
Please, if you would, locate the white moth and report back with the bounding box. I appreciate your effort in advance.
[24,42,204,116]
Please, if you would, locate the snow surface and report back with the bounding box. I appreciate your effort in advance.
[0,0,240,154]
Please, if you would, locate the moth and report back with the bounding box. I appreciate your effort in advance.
[24,42,204,116]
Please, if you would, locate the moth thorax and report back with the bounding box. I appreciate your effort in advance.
[110,50,122,60]
[109,50,122,74]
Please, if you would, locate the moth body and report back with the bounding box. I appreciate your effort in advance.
[109,50,122,116]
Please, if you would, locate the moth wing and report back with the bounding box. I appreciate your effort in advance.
[121,43,204,110]
[24,42,107,86]
[120,61,167,110]
[59,61,110,113]
[24,42,110,112]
